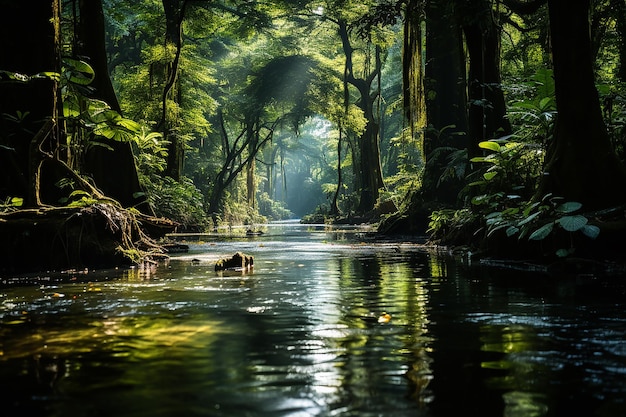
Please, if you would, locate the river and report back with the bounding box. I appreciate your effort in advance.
[1,221,625,417]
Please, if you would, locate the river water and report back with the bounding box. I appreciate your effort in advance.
[1,221,625,417]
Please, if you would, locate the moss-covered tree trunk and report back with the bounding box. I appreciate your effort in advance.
[160,0,185,182]
[538,0,626,209]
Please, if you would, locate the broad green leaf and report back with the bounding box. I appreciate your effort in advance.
[581,224,600,239]
[483,171,497,181]
[529,222,553,240]
[538,97,554,111]
[94,125,135,141]
[506,226,519,237]
[115,117,141,132]
[63,98,81,118]
[479,141,501,152]
[63,58,95,85]
[556,215,588,232]
[555,201,582,214]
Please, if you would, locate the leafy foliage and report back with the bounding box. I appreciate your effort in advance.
[143,176,209,232]
[482,194,600,257]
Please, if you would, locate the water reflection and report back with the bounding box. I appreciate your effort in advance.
[1,222,626,416]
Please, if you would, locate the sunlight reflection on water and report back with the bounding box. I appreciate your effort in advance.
[1,222,626,416]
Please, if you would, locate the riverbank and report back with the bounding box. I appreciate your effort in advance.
[0,204,176,274]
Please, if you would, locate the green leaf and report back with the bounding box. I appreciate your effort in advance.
[538,97,554,111]
[483,171,497,181]
[63,98,81,118]
[501,207,519,216]
[529,222,554,240]
[505,226,519,237]
[517,211,540,226]
[63,58,95,85]
[35,71,61,82]
[581,224,600,239]
[556,248,574,258]
[555,201,582,214]
[487,224,508,237]
[115,117,141,132]
[471,194,489,205]
[557,215,588,232]
[522,201,541,217]
[479,141,501,152]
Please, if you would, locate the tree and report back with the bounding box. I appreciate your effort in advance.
[461,0,511,159]
[337,19,386,213]
[78,0,150,212]
[421,0,468,205]
[159,0,187,181]
[537,0,626,208]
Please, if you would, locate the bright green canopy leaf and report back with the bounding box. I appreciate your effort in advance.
[483,171,497,181]
[479,141,501,152]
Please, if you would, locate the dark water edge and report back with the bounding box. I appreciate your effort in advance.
[1,222,626,417]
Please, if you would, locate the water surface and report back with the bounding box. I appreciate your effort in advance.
[1,221,625,416]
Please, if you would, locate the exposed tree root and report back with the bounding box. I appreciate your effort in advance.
[0,204,177,274]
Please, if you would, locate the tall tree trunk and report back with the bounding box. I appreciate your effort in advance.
[246,118,258,209]
[330,123,343,216]
[403,0,426,140]
[338,20,385,214]
[421,0,468,205]
[461,0,511,158]
[161,0,186,181]
[538,0,626,208]
[78,0,151,212]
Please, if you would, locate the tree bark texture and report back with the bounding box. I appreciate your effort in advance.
[539,0,626,209]
[461,0,511,158]
[78,0,152,213]
[421,0,468,205]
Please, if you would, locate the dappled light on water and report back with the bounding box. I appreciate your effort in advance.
[1,222,626,416]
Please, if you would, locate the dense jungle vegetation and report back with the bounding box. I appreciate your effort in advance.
[1,0,626,269]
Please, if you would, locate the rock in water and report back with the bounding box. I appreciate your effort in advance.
[215,252,254,271]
